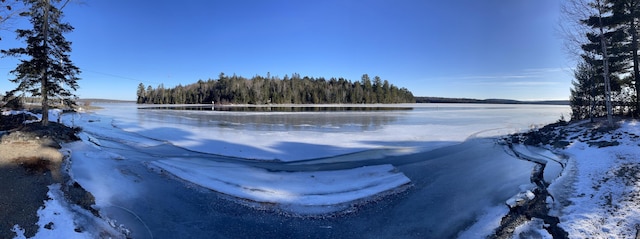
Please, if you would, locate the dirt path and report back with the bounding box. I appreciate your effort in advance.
[0,114,88,238]
[0,132,64,238]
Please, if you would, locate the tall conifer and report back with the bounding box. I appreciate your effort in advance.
[2,0,80,126]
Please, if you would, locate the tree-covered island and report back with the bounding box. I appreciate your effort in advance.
[137,73,415,104]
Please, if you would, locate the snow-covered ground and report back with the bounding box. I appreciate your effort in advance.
[472,119,640,239]
[546,120,640,238]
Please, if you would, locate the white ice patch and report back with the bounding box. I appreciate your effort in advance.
[151,158,410,213]
[505,190,536,208]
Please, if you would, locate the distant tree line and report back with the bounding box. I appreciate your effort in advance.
[564,0,640,122]
[415,97,569,105]
[137,73,415,104]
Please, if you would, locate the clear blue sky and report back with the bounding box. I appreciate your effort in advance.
[0,0,571,101]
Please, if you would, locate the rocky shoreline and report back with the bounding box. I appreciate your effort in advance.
[484,120,574,238]
[488,117,640,238]
[490,141,568,239]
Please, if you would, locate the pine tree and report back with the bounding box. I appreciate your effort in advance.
[137,83,146,103]
[571,60,600,120]
[611,0,640,115]
[2,0,79,126]
[361,74,372,103]
[580,0,623,125]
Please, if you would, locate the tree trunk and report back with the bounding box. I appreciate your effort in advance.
[41,0,50,126]
[634,18,640,116]
[597,0,614,127]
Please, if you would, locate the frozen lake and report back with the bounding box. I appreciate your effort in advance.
[64,103,569,238]
[108,103,570,161]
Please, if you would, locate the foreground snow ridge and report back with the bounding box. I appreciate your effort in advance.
[151,158,411,214]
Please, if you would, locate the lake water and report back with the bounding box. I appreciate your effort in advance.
[67,103,570,238]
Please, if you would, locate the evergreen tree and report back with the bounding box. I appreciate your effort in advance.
[588,0,617,125]
[568,0,625,122]
[566,0,640,120]
[137,83,146,103]
[571,60,600,120]
[361,74,372,103]
[2,0,79,126]
[609,0,640,115]
[373,76,383,103]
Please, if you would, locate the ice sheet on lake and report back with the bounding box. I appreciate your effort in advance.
[103,103,570,161]
[150,158,411,213]
[63,109,414,216]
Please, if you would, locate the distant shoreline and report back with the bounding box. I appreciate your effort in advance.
[82,97,569,106]
[414,97,569,105]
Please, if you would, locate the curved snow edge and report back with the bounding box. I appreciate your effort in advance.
[148,158,411,215]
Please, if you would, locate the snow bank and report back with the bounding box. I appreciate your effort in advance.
[550,120,640,238]
[1,109,63,124]
[150,158,411,214]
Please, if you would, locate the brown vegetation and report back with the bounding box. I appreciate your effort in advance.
[0,113,89,238]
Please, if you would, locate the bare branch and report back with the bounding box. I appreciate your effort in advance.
[58,0,86,11]
[557,0,597,62]
[58,0,70,10]
[0,0,26,32]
